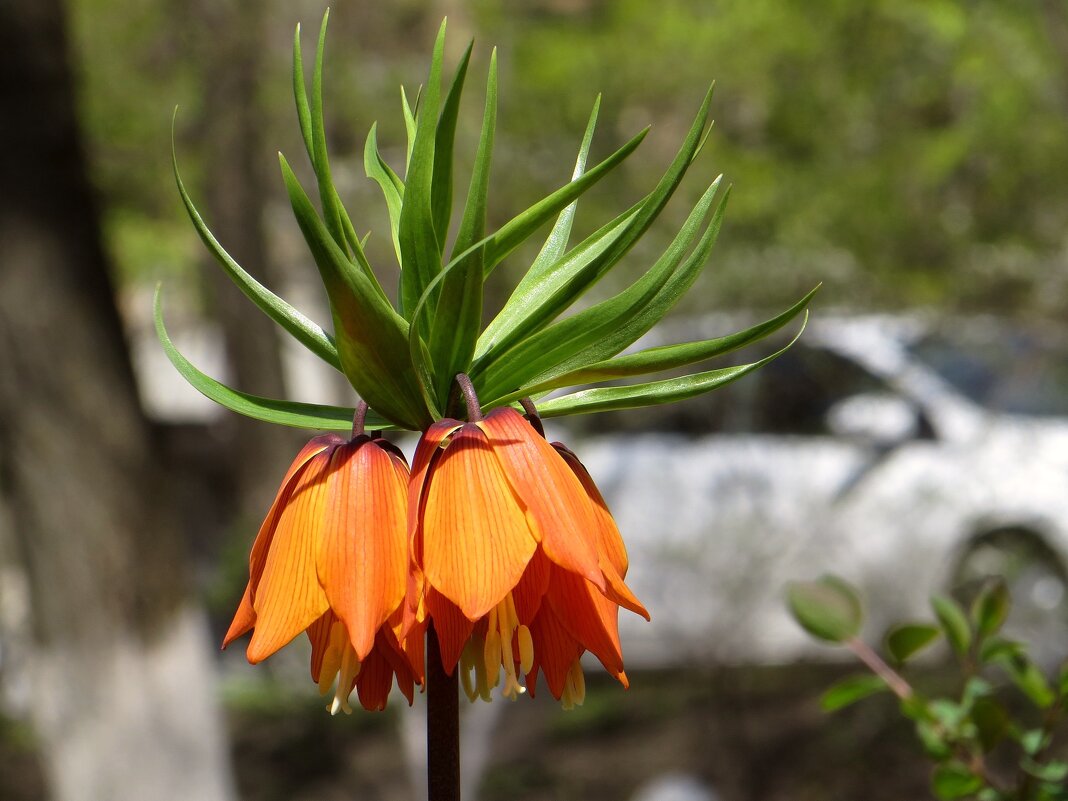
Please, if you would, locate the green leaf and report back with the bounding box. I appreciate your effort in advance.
[820,674,888,712]
[279,154,432,429]
[971,697,1009,752]
[364,123,405,265]
[886,623,942,663]
[480,126,649,278]
[154,286,382,431]
[971,578,1010,640]
[786,574,863,644]
[979,636,1025,664]
[916,720,953,759]
[476,178,725,401]
[931,762,984,800]
[473,96,604,359]
[398,20,446,324]
[932,595,972,657]
[1004,655,1056,709]
[171,128,340,370]
[400,84,419,171]
[292,23,314,162]
[492,290,816,405]
[476,201,642,361]
[1020,728,1047,756]
[431,40,473,252]
[1022,759,1068,783]
[532,314,806,418]
[427,50,496,407]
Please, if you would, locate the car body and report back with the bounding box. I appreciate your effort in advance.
[567,314,1068,666]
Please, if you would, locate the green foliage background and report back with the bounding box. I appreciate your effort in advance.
[70,0,1068,318]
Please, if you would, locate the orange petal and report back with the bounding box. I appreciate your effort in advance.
[526,606,583,700]
[306,610,337,683]
[222,584,256,649]
[425,589,475,675]
[317,439,408,660]
[242,436,340,611]
[554,443,629,576]
[355,646,393,711]
[512,547,551,623]
[480,409,603,588]
[247,451,332,662]
[421,425,537,620]
[408,419,463,544]
[547,568,624,674]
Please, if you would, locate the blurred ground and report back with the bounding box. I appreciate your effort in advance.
[0,663,996,801]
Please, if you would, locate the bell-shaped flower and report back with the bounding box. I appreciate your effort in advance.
[407,406,648,706]
[223,432,421,713]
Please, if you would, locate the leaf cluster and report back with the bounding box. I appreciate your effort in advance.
[788,576,1068,800]
[156,13,816,431]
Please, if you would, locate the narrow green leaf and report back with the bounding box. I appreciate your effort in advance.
[480,126,649,277]
[280,154,432,429]
[820,674,888,712]
[475,201,642,361]
[931,595,972,657]
[309,10,345,248]
[971,578,1010,640]
[1005,655,1056,708]
[503,287,817,401]
[427,49,496,407]
[980,636,1025,664]
[885,623,942,663]
[154,286,384,431]
[532,315,806,417]
[365,123,405,265]
[292,23,314,161]
[931,762,983,800]
[398,20,446,324]
[475,85,714,374]
[786,574,864,644]
[400,85,419,172]
[476,179,724,401]
[1020,728,1047,756]
[431,40,473,252]
[172,131,340,370]
[1022,759,1068,783]
[523,95,602,286]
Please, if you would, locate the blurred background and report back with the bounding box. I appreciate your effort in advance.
[2,0,1068,799]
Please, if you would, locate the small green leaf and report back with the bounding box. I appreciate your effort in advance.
[1023,759,1068,783]
[931,595,972,657]
[171,128,340,370]
[532,316,806,418]
[364,123,405,265]
[291,23,314,161]
[154,286,381,431]
[400,84,419,170]
[916,721,953,759]
[971,578,1010,640]
[980,636,1025,664]
[1004,656,1056,709]
[786,575,863,644]
[929,699,967,732]
[886,623,942,663]
[820,674,888,712]
[1020,728,1047,756]
[931,762,984,800]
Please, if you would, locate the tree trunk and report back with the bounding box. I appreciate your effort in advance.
[0,3,235,800]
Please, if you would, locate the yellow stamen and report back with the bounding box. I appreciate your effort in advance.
[517,625,534,675]
[560,658,585,710]
[318,621,361,715]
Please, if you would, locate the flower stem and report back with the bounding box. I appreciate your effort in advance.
[519,397,545,437]
[455,374,482,422]
[427,622,460,801]
[352,401,368,438]
[846,637,912,700]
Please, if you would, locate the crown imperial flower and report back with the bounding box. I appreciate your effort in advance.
[223,426,421,713]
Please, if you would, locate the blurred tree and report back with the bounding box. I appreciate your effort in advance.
[0,2,235,800]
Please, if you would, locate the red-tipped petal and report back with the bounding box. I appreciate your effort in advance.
[317,440,408,660]
[354,647,394,712]
[554,443,630,576]
[425,590,475,674]
[526,607,583,700]
[480,409,603,588]
[547,568,624,674]
[421,425,537,620]
[247,452,332,663]
[222,584,256,649]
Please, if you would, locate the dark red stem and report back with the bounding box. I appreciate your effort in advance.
[455,374,482,422]
[426,623,460,801]
[351,400,368,438]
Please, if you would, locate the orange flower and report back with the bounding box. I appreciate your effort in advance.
[223,432,422,713]
[406,407,648,707]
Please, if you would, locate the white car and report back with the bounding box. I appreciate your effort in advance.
[568,314,1068,667]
